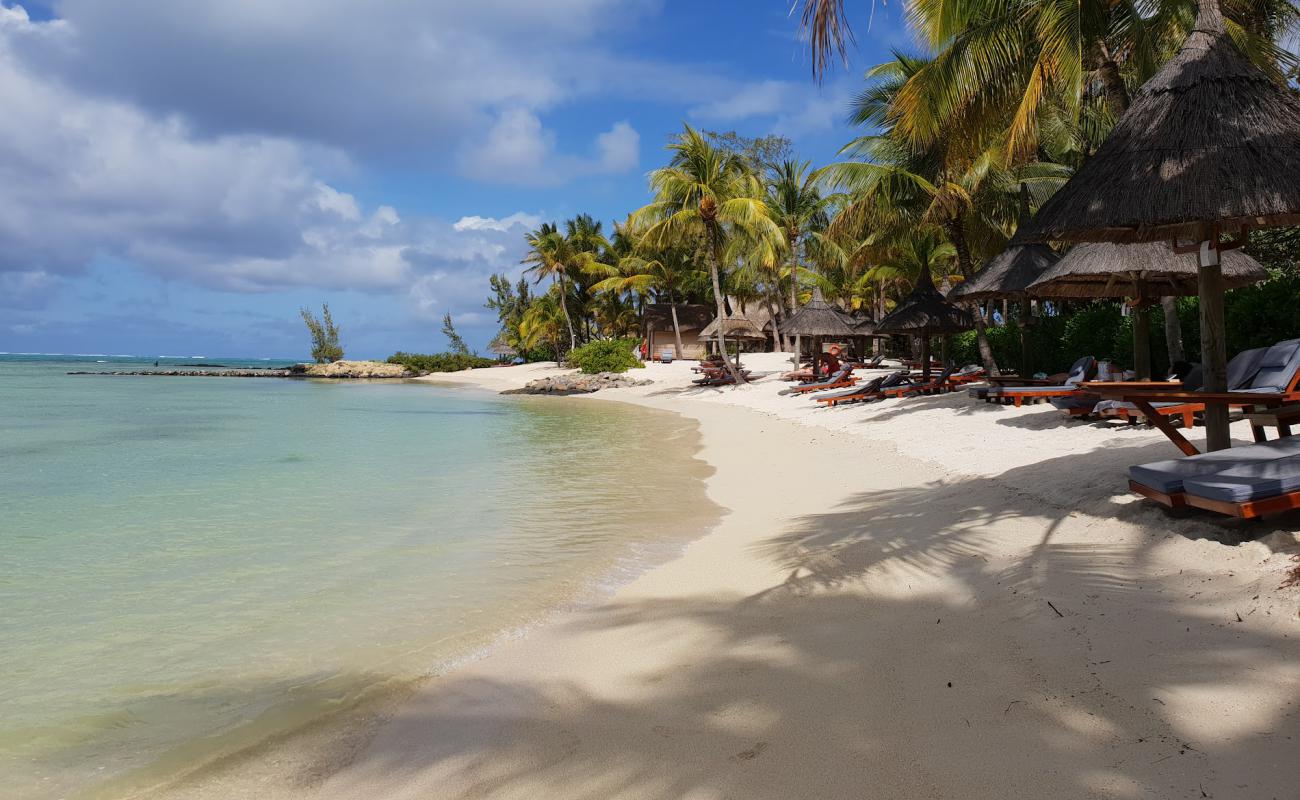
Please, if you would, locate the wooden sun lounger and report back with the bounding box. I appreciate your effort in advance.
[1128,433,1300,518]
[694,370,752,386]
[789,372,856,395]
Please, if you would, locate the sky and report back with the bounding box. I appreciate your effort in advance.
[0,1,915,359]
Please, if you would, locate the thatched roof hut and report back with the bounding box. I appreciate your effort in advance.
[876,268,973,380]
[1016,0,1300,450]
[1021,0,1300,244]
[782,288,859,338]
[1028,242,1268,298]
[875,268,973,336]
[1029,242,1268,379]
[487,337,517,357]
[952,187,1060,302]
[700,312,767,340]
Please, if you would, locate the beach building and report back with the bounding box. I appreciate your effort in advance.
[642,303,712,360]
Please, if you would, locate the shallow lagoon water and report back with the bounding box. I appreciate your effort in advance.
[0,357,718,798]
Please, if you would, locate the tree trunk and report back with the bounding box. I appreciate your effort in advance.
[1132,302,1152,380]
[1095,41,1130,118]
[1018,300,1032,377]
[556,274,577,355]
[668,290,684,360]
[1198,240,1230,451]
[706,226,745,384]
[945,218,1000,375]
[766,296,783,353]
[788,237,801,368]
[1161,296,1185,367]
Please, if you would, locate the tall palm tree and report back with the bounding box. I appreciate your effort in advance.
[633,125,781,383]
[521,223,578,354]
[763,160,837,354]
[823,52,1071,373]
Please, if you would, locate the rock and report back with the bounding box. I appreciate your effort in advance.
[292,360,413,378]
[501,371,653,395]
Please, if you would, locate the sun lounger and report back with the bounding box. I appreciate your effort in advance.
[816,372,912,406]
[945,365,985,386]
[1097,341,1300,430]
[693,370,751,386]
[981,357,1096,407]
[815,375,890,406]
[785,365,856,395]
[1129,435,1300,515]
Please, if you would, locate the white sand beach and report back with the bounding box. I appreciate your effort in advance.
[154,356,1299,800]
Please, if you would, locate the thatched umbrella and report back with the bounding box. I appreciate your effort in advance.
[1019,0,1300,449]
[876,267,974,380]
[1029,242,1268,378]
[487,336,517,361]
[701,311,767,366]
[782,287,860,377]
[950,185,1061,376]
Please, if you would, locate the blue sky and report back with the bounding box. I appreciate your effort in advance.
[0,1,915,359]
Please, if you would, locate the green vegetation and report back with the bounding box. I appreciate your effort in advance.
[300,304,343,363]
[386,352,494,375]
[441,312,471,356]
[566,339,644,374]
[479,3,1300,375]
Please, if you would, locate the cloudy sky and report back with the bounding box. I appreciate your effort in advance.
[0,1,911,358]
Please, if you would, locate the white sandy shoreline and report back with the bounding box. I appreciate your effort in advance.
[149,355,1298,800]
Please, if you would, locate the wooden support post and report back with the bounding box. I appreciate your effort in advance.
[1198,238,1231,451]
[1132,302,1152,381]
[1018,299,1031,378]
[920,335,932,382]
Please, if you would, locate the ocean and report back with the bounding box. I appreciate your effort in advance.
[0,355,718,798]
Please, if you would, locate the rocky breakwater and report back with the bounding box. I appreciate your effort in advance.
[288,360,413,378]
[502,372,652,395]
[70,360,414,379]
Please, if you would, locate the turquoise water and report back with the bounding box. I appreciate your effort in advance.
[0,356,717,798]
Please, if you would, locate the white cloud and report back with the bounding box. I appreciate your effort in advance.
[460,110,640,185]
[453,212,542,233]
[689,78,855,138]
[0,15,535,319]
[595,121,640,172]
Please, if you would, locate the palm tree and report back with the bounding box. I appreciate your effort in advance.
[822,51,1072,373]
[633,125,781,383]
[763,160,837,354]
[589,227,704,359]
[521,223,578,353]
[518,289,569,358]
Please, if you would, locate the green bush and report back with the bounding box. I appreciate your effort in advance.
[387,352,495,374]
[566,338,644,374]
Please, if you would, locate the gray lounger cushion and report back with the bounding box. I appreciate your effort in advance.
[1240,338,1300,393]
[1181,454,1300,503]
[1226,346,1270,390]
[1128,436,1300,494]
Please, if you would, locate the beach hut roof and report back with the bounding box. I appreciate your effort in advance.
[700,311,767,339]
[951,186,1062,301]
[642,303,713,332]
[1027,241,1269,298]
[1021,0,1300,243]
[487,337,516,356]
[781,288,860,338]
[950,242,1061,302]
[876,267,974,335]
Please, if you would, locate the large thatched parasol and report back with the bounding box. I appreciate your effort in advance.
[1018,0,1300,449]
[950,185,1061,375]
[487,336,517,359]
[783,288,860,377]
[876,267,974,380]
[1029,242,1268,378]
